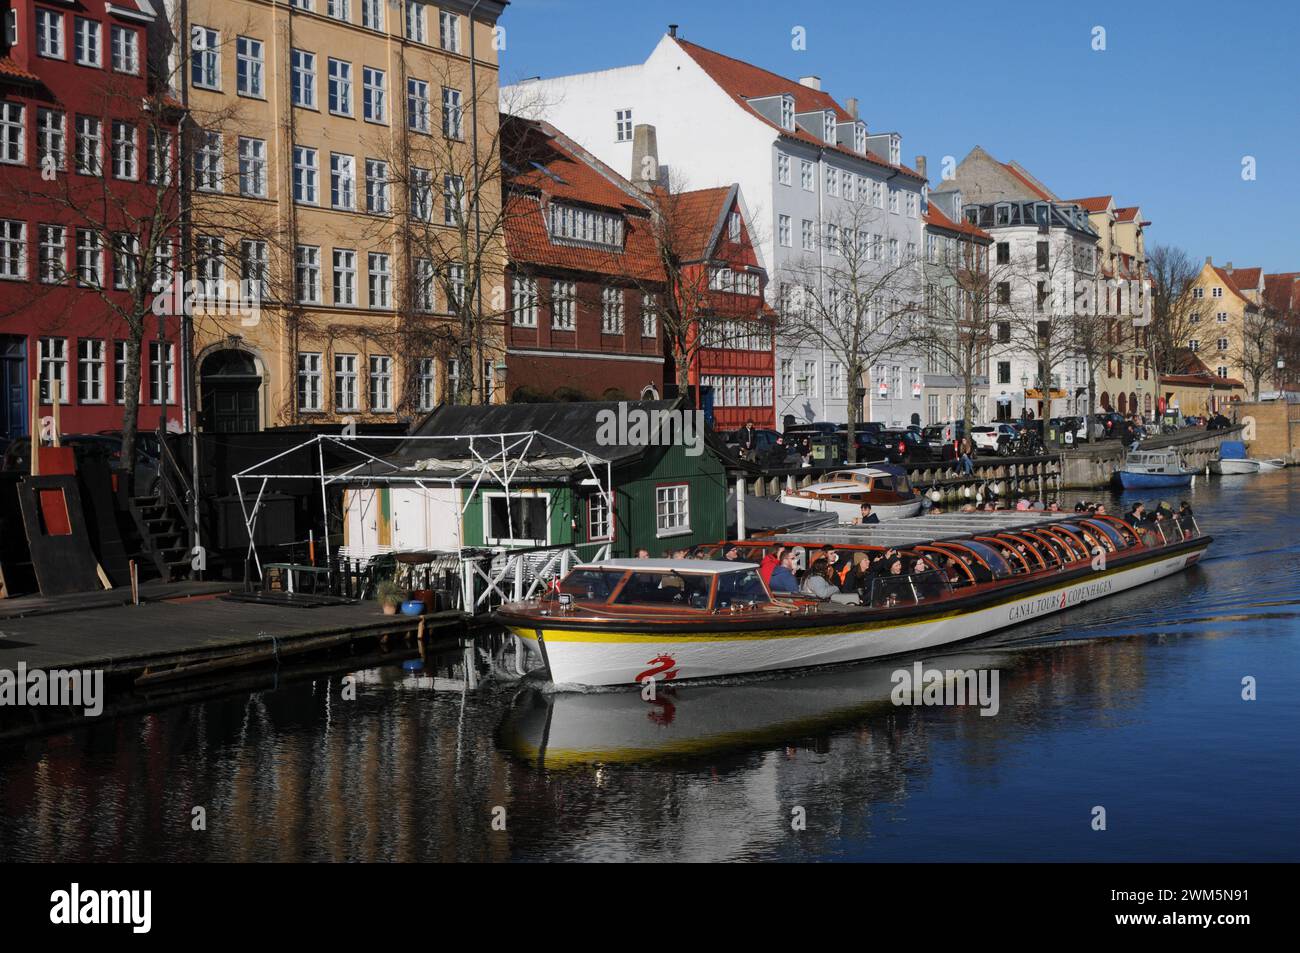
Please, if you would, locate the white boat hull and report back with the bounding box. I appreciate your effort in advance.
[514,547,1205,688]
[1210,458,1260,474]
[1256,458,1286,471]
[778,492,922,523]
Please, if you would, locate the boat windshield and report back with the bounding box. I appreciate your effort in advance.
[714,568,771,608]
[613,570,711,609]
[558,568,624,603]
[868,570,950,608]
[957,541,1012,578]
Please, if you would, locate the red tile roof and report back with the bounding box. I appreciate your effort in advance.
[1264,272,1300,312]
[1069,195,1113,213]
[672,38,926,183]
[1114,206,1142,223]
[661,185,733,262]
[1210,266,1257,307]
[504,117,664,282]
[0,58,41,84]
[1224,266,1262,290]
[922,202,991,241]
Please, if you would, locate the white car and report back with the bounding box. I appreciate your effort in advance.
[970,424,1018,454]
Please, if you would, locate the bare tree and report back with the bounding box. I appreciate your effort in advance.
[777,196,921,463]
[1234,306,1277,400]
[1147,244,1202,375]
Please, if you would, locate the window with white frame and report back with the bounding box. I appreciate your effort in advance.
[194,234,223,299]
[367,252,390,308]
[0,102,23,164]
[194,129,221,191]
[191,26,218,88]
[406,1,427,43]
[416,358,436,410]
[551,280,575,330]
[327,0,350,21]
[38,224,64,283]
[641,293,659,337]
[147,128,172,185]
[334,353,358,411]
[110,121,137,179]
[406,78,429,132]
[149,341,174,404]
[113,341,127,403]
[78,339,105,403]
[1217,337,1229,351]
[441,86,462,138]
[112,232,139,289]
[74,17,100,67]
[0,220,25,279]
[443,174,464,226]
[328,59,352,116]
[330,152,355,209]
[777,152,790,186]
[297,352,322,411]
[368,355,392,411]
[75,228,101,285]
[363,67,386,122]
[362,0,383,31]
[779,358,793,396]
[240,239,268,302]
[409,166,432,221]
[446,263,465,309]
[843,174,855,202]
[75,115,102,175]
[655,484,690,537]
[780,95,794,130]
[801,218,814,251]
[365,158,388,212]
[826,166,839,197]
[238,136,266,197]
[439,10,460,52]
[293,145,318,203]
[291,49,316,107]
[1216,311,1228,323]
[854,123,867,154]
[547,203,624,247]
[1216,366,1228,378]
[236,36,263,96]
[296,245,320,303]
[512,275,537,326]
[111,25,140,74]
[778,214,791,247]
[1191,287,1204,299]
[801,360,817,396]
[889,187,899,213]
[601,286,624,333]
[587,493,612,541]
[800,160,813,191]
[37,9,65,59]
[414,258,434,312]
[332,248,356,305]
[36,108,64,170]
[615,108,633,142]
[39,337,68,403]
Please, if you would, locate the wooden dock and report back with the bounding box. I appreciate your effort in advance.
[0,588,471,684]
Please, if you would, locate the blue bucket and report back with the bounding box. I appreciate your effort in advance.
[400,600,425,616]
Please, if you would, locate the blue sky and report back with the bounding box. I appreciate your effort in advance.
[500,0,1299,273]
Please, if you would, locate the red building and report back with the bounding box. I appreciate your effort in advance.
[671,185,775,431]
[0,0,180,444]
[501,116,666,402]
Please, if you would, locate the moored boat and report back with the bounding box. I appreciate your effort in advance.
[779,464,922,522]
[495,512,1211,688]
[1210,440,1260,475]
[1255,458,1286,471]
[1118,449,1195,489]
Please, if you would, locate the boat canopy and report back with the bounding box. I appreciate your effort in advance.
[560,561,771,611]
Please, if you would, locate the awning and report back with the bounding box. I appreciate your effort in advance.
[1024,388,1067,400]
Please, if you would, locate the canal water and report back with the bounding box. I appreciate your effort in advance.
[2,471,1297,862]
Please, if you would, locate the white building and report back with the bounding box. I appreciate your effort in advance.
[502,27,929,427]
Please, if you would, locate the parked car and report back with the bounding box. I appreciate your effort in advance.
[922,420,967,453]
[880,428,938,464]
[969,423,1018,455]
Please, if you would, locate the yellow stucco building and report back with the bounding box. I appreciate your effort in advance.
[1185,259,1273,399]
[179,0,508,431]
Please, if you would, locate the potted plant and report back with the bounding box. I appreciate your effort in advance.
[375,578,404,615]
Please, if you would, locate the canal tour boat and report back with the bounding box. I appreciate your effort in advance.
[494,511,1211,688]
[1117,449,1195,489]
[779,464,923,522]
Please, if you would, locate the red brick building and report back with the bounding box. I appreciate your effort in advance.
[0,0,180,444]
[669,184,775,431]
[501,116,666,402]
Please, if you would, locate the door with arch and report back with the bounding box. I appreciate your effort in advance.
[200,350,261,432]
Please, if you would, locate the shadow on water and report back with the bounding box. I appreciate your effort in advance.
[0,471,1297,861]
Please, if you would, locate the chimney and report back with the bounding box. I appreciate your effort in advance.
[846,97,859,119]
[1205,256,1213,265]
[667,24,678,37]
[631,124,659,192]
[1225,261,1233,272]
[915,155,927,179]
[798,76,821,91]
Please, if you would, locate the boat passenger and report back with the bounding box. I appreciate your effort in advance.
[854,502,880,525]
[769,552,800,593]
[801,562,840,601]
[723,545,742,561]
[844,553,872,592]
[758,545,785,585]
[636,548,651,558]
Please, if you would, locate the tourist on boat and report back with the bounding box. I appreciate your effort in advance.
[1129,501,1147,522]
[636,548,651,558]
[758,545,785,585]
[723,545,742,561]
[769,551,799,593]
[844,553,872,592]
[801,562,840,600]
[854,502,880,525]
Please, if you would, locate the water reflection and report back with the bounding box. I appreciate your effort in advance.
[0,471,1297,862]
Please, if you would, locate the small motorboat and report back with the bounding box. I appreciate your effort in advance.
[1210,440,1259,475]
[779,464,922,522]
[1118,449,1195,489]
[495,512,1211,688]
[1256,458,1286,471]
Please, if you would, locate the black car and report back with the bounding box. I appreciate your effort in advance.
[880,428,937,464]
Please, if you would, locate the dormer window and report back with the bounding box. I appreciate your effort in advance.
[548,202,625,249]
[780,95,794,131]
[823,111,836,144]
[889,135,900,166]
[854,122,866,155]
